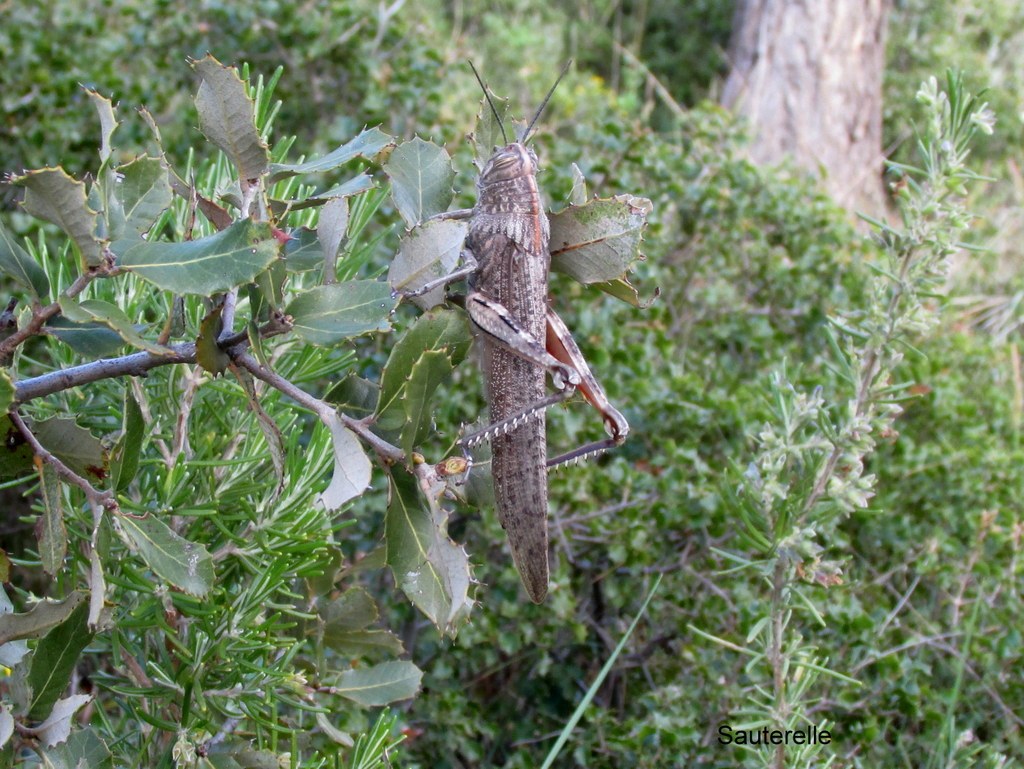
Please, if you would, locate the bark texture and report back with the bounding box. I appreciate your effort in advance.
[721,0,890,213]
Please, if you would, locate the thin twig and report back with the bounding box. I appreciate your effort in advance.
[10,411,115,510]
[558,494,657,527]
[849,632,963,675]
[131,377,172,465]
[14,343,199,403]
[877,574,921,634]
[169,365,203,464]
[233,352,404,463]
[550,505,576,565]
[0,271,101,359]
[14,318,291,404]
[218,289,238,341]
[239,180,259,220]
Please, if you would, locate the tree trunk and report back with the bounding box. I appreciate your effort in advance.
[721,0,890,214]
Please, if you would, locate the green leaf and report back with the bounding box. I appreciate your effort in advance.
[206,745,278,769]
[321,587,378,635]
[340,546,388,583]
[318,196,349,275]
[0,416,34,480]
[325,374,379,419]
[196,304,229,376]
[332,660,422,707]
[388,218,468,310]
[471,86,511,164]
[85,89,118,165]
[115,218,280,295]
[287,281,395,346]
[323,629,405,659]
[139,105,164,147]
[384,138,455,228]
[31,417,108,483]
[203,748,245,769]
[88,544,106,629]
[282,227,322,272]
[118,155,173,236]
[399,530,473,635]
[0,218,50,300]
[88,89,124,244]
[401,350,454,457]
[588,276,660,308]
[36,728,113,769]
[35,460,66,577]
[317,412,373,512]
[112,387,144,492]
[268,127,394,183]
[0,591,86,646]
[0,369,13,417]
[44,317,124,358]
[315,712,355,748]
[253,258,287,313]
[191,55,269,180]
[27,597,93,720]
[305,545,344,597]
[550,194,652,283]
[312,173,376,202]
[568,162,588,206]
[376,309,471,432]
[276,173,376,214]
[0,588,28,669]
[313,720,359,759]
[59,297,170,354]
[0,704,12,750]
[385,469,472,635]
[114,512,214,596]
[14,167,104,267]
[35,693,91,747]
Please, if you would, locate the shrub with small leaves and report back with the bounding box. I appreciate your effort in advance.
[0,47,654,766]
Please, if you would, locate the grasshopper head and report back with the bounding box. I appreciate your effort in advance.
[469,59,569,191]
[479,143,539,186]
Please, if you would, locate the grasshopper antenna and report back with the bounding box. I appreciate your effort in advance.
[468,60,509,145]
[522,60,572,144]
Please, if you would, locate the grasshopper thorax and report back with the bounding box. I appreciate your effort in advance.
[468,64,564,247]
[478,143,539,187]
[474,142,545,227]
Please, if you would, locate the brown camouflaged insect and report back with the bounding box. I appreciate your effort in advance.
[412,63,629,601]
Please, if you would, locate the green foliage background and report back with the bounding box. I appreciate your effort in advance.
[1,1,1022,767]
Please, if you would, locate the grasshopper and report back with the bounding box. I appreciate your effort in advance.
[409,64,629,602]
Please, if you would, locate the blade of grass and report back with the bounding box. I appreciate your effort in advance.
[539,575,662,769]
